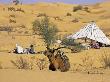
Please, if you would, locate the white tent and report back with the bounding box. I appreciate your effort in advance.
[67,22,110,45]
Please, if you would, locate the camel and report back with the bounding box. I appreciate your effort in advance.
[44,48,70,72]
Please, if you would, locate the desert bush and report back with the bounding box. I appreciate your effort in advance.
[77,54,95,74]
[83,7,90,13]
[66,13,72,16]
[9,14,16,18]
[24,31,29,34]
[71,18,79,23]
[73,5,83,12]
[9,19,16,23]
[8,7,16,11]
[0,26,12,32]
[0,25,13,34]
[100,52,110,69]
[11,57,30,69]
[0,62,3,69]
[62,38,75,46]
[33,15,58,49]
[81,54,94,69]
[71,44,85,53]
[19,25,26,29]
[36,58,48,70]
[62,38,84,53]
[11,56,48,70]
[16,8,25,13]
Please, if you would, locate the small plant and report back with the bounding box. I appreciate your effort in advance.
[9,19,16,23]
[36,58,48,70]
[81,54,94,69]
[0,62,3,69]
[71,44,85,53]
[83,7,90,13]
[66,13,72,16]
[19,25,26,28]
[100,52,110,69]
[16,8,25,13]
[9,14,16,18]
[0,25,13,34]
[62,38,75,46]
[24,31,29,34]
[62,38,84,53]
[71,18,79,23]
[73,5,83,12]
[11,57,30,69]
[8,7,16,11]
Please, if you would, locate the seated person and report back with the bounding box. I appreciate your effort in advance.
[90,41,100,49]
[29,44,35,54]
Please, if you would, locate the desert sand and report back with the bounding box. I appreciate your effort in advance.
[0,2,110,82]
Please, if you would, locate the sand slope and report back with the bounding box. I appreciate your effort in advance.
[0,2,110,82]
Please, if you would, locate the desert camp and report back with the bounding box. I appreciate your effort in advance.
[0,0,110,82]
[67,22,110,48]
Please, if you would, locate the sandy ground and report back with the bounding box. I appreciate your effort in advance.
[0,47,110,82]
[1,69,110,82]
[0,2,110,82]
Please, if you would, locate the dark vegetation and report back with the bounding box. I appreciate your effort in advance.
[73,5,90,13]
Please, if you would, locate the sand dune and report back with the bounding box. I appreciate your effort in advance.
[0,2,110,82]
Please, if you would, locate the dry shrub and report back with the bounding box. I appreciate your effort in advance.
[9,14,16,18]
[83,7,90,13]
[73,54,94,73]
[0,62,3,69]
[100,51,110,69]
[8,7,16,11]
[36,58,48,70]
[80,54,105,74]
[0,26,12,32]
[16,8,25,13]
[19,25,26,28]
[71,54,104,74]
[11,56,30,69]
[81,54,94,70]
[11,56,48,70]
[71,18,79,23]
[66,13,72,16]
[24,31,29,34]
[0,25,13,34]
[9,19,16,23]
[73,5,83,12]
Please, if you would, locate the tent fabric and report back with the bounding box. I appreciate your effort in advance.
[67,22,110,45]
